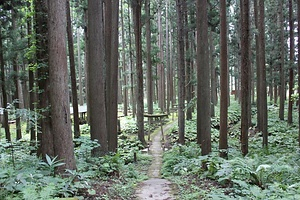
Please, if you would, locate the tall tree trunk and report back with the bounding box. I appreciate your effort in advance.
[35,0,54,158]
[48,0,76,172]
[288,0,294,124]
[128,5,136,118]
[88,0,108,155]
[279,0,285,120]
[27,2,37,144]
[132,0,146,145]
[170,28,175,107]
[157,5,165,112]
[77,28,84,106]
[254,0,261,130]
[121,0,128,116]
[259,0,268,147]
[219,0,228,158]
[105,0,119,152]
[66,0,80,138]
[210,31,216,117]
[185,2,192,120]
[84,8,90,124]
[177,0,185,145]
[166,0,170,114]
[145,0,153,115]
[196,0,211,155]
[0,30,10,142]
[11,8,22,140]
[240,0,250,156]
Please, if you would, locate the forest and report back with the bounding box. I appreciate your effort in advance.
[1,0,300,199]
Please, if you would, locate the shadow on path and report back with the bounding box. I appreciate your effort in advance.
[135,122,176,200]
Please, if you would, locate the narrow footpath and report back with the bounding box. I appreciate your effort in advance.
[135,123,176,200]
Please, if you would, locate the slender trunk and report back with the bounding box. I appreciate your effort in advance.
[132,0,146,145]
[210,31,216,117]
[158,6,165,112]
[185,2,192,120]
[274,83,278,104]
[27,4,36,143]
[197,0,211,155]
[77,29,84,106]
[128,5,136,118]
[121,0,128,116]
[66,0,80,138]
[254,0,261,130]
[177,0,185,145]
[219,0,228,158]
[12,9,22,140]
[279,0,285,120]
[288,0,294,124]
[240,0,250,156]
[258,0,268,147]
[166,0,170,114]
[0,30,10,142]
[170,29,175,107]
[36,0,54,158]
[84,8,90,124]
[145,0,153,115]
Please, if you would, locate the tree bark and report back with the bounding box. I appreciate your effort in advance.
[219,0,228,158]
[177,0,185,145]
[166,0,170,114]
[279,0,285,120]
[145,0,153,115]
[132,0,146,146]
[105,0,119,152]
[11,8,22,140]
[27,2,37,144]
[77,29,84,106]
[254,0,261,131]
[157,5,165,112]
[0,30,10,142]
[196,0,211,155]
[170,28,175,107]
[127,5,136,118]
[121,0,128,116]
[258,0,268,147]
[66,0,80,138]
[48,0,76,172]
[288,0,294,124]
[35,0,54,158]
[185,1,192,121]
[88,0,108,155]
[210,31,216,117]
[240,0,250,156]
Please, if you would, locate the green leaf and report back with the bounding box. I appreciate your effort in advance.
[87,189,96,195]
[46,154,52,166]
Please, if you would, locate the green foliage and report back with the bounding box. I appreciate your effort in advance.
[162,100,300,199]
[0,133,151,199]
[39,154,65,176]
[79,124,90,135]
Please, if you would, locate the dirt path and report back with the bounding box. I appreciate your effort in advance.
[135,123,176,200]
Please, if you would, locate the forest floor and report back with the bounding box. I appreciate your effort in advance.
[134,122,176,200]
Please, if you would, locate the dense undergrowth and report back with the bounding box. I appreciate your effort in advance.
[0,117,152,200]
[162,101,300,199]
